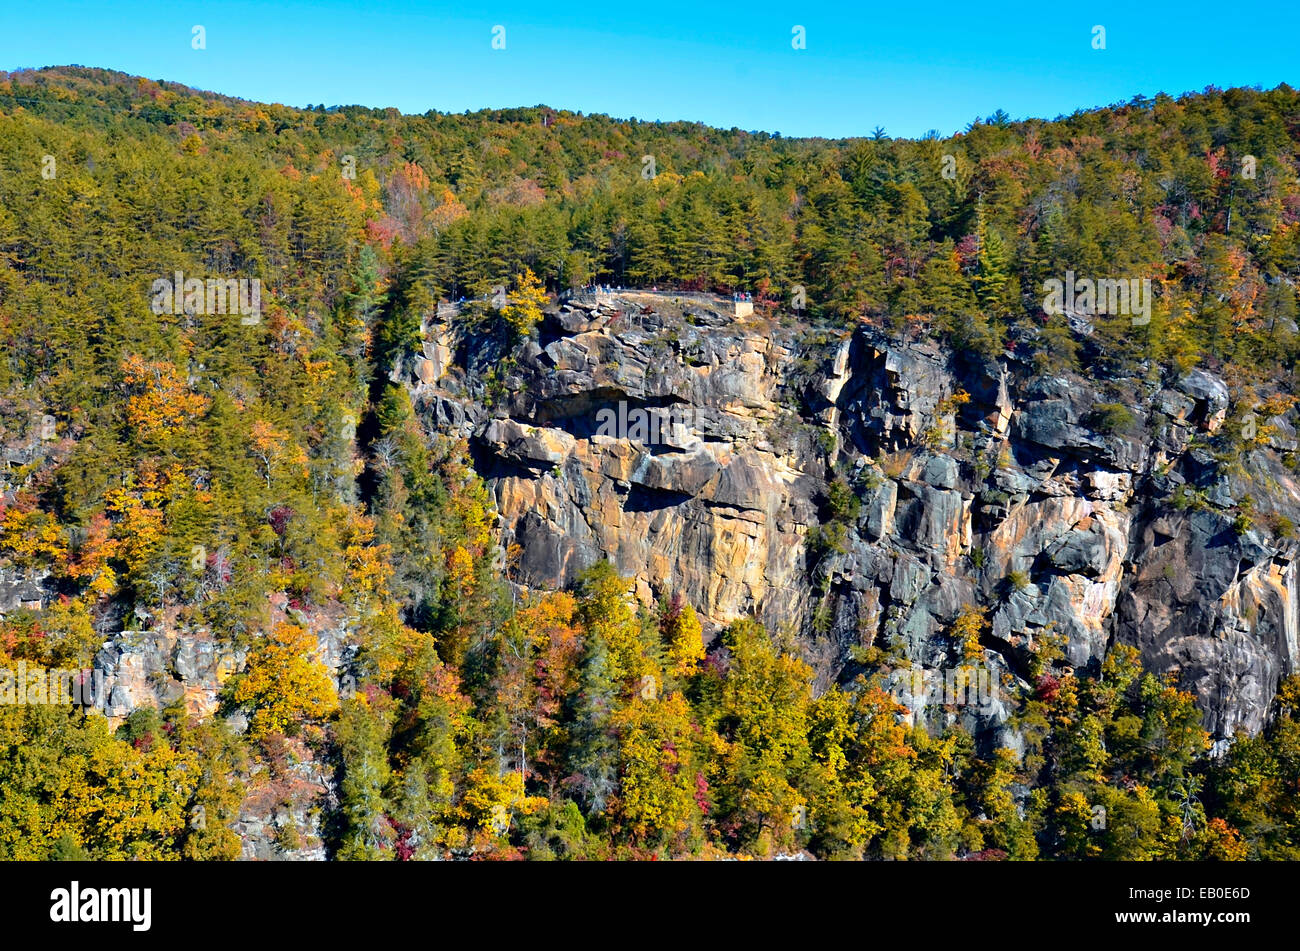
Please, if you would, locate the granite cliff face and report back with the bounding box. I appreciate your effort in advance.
[401,291,1300,748]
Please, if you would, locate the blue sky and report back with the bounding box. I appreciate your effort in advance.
[1,1,1295,139]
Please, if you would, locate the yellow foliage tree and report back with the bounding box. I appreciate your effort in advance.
[610,693,699,848]
[120,355,210,442]
[342,511,392,605]
[501,267,548,337]
[661,596,704,680]
[0,505,67,568]
[231,622,338,739]
[249,419,307,489]
[949,605,988,662]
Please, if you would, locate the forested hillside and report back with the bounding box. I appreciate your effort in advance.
[0,66,1298,860]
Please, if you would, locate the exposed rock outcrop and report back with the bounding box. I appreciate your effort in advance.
[404,292,1300,747]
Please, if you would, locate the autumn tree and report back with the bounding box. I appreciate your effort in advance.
[228,621,338,739]
[500,266,548,337]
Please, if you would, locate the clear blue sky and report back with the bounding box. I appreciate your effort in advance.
[1,1,1295,139]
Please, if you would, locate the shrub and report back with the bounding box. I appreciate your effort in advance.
[1003,570,1030,596]
[1089,403,1138,436]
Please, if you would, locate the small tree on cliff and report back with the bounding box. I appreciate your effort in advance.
[229,622,338,739]
[501,267,548,337]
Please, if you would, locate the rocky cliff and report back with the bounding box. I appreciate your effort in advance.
[14,289,1296,856]
[400,291,1300,749]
